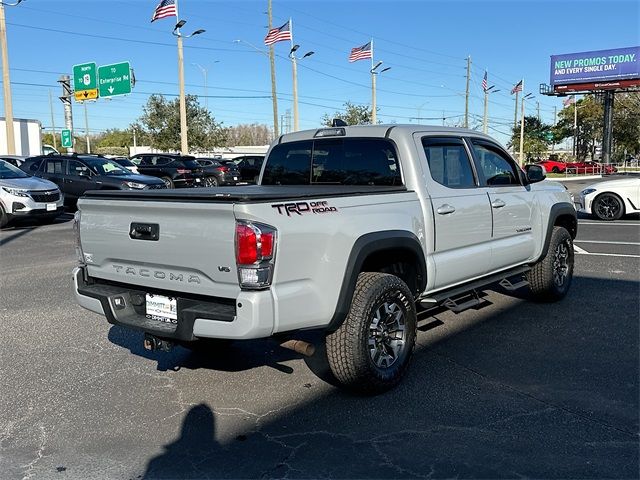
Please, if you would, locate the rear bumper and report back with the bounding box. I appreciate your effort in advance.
[73,267,275,340]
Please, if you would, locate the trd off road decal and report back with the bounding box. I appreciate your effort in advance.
[272,201,338,216]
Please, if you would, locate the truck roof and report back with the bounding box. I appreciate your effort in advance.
[277,124,499,144]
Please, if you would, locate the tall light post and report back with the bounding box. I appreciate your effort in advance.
[289,44,313,132]
[172,19,205,155]
[370,61,390,124]
[192,61,219,112]
[0,0,24,155]
[482,85,500,134]
[519,92,534,165]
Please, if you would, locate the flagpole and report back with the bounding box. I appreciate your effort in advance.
[573,96,577,158]
[518,79,526,166]
[371,38,376,124]
[290,17,299,132]
[174,0,188,154]
[267,0,279,138]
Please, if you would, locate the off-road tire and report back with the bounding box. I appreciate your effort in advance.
[593,193,624,221]
[527,226,574,302]
[326,272,417,394]
[551,166,560,174]
[161,176,174,189]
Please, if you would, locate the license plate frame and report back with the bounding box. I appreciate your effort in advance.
[145,293,177,324]
[46,203,56,211]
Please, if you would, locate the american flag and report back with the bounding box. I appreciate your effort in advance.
[151,0,177,22]
[349,42,372,63]
[510,79,523,94]
[482,71,488,92]
[562,95,575,107]
[264,21,292,46]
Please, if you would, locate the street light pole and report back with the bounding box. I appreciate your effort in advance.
[172,19,205,155]
[482,86,499,134]
[0,0,24,154]
[519,91,534,165]
[370,60,390,125]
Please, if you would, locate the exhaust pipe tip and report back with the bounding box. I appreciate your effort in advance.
[280,339,316,357]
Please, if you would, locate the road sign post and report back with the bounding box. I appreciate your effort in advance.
[98,62,132,98]
[61,129,73,148]
[73,62,97,102]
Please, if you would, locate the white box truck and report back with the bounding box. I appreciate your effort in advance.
[0,117,45,156]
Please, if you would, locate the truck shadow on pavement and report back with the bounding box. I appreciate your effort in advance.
[136,274,638,479]
[107,326,303,374]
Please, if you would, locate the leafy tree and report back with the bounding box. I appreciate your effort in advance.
[321,102,374,126]
[95,129,133,148]
[508,116,553,161]
[225,123,273,146]
[136,94,227,152]
[612,92,640,160]
[555,96,603,160]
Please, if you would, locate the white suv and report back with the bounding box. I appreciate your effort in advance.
[0,160,64,228]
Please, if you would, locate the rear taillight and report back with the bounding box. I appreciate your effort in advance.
[216,166,229,172]
[235,221,277,289]
[176,168,190,174]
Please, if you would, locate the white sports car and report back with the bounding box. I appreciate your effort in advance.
[576,176,640,221]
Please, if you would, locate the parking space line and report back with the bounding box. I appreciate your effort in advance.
[576,252,640,258]
[578,221,639,226]
[575,240,640,246]
[574,245,589,254]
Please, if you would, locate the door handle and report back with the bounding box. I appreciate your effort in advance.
[491,199,506,209]
[436,204,456,215]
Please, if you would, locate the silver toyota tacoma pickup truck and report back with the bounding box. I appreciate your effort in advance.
[73,125,577,393]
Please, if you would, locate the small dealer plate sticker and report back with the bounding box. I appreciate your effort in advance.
[145,293,177,323]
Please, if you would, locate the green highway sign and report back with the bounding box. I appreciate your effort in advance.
[61,129,73,148]
[98,62,132,98]
[73,62,97,93]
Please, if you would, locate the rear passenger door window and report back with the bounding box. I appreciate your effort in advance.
[422,137,476,188]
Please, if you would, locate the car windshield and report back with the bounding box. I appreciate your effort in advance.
[83,158,131,176]
[0,160,29,179]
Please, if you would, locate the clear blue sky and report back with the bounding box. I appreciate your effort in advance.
[2,0,639,145]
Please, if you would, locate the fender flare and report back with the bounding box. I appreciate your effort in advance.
[538,202,577,260]
[326,230,427,332]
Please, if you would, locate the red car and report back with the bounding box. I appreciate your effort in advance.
[567,161,617,175]
[537,158,568,173]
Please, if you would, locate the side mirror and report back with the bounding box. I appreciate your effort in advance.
[524,164,546,183]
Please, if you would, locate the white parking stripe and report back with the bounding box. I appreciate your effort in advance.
[575,240,640,246]
[578,221,640,226]
[576,252,640,258]
[573,245,589,254]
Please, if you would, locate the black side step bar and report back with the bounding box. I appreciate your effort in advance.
[419,265,531,307]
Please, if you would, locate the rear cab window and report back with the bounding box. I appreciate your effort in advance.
[422,137,476,189]
[262,138,402,186]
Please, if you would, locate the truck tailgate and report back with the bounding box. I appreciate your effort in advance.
[78,197,240,298]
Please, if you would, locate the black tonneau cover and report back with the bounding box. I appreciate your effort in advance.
[82,185,408,203]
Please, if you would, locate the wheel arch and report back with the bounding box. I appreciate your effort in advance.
[537,202,577,261]
[326,231,426,332]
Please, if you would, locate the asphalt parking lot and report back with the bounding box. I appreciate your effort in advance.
[1,177,638,479]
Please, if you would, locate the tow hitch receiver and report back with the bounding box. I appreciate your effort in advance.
[143,334,174,352]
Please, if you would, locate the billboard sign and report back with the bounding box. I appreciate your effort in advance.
[550,46,639,86]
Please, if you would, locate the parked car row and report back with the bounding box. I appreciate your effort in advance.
[0,153,265,228]
[536,158,618,175]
